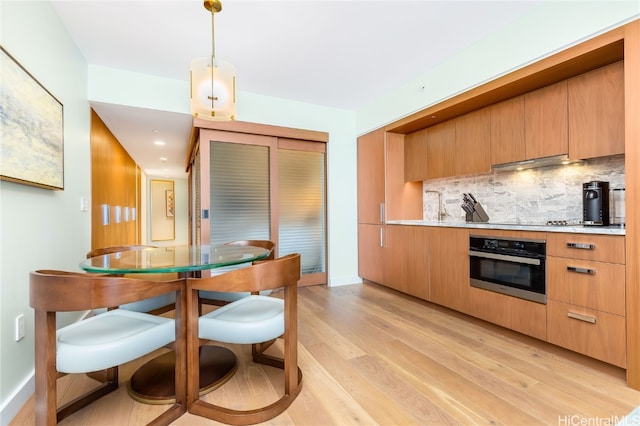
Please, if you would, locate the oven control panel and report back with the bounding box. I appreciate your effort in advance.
[470,236,545,257]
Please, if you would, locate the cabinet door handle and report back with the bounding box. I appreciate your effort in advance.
[567,266,596,275]
[567,312,597,324]
[379,227,384,248]
[379,203,385,223]
[566,242,596,250]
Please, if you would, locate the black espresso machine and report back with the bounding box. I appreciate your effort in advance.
[583,181,609,226]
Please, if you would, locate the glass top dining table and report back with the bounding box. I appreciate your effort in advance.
[78,243,272,404]
[80,244,271,275]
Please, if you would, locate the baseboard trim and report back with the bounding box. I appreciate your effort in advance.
[0,371,34,426]
[328,275,362,287]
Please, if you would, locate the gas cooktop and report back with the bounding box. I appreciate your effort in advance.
[488,220,583,227]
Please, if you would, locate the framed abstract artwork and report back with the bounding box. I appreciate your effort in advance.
[166,190,175,217]
[1,47,64,190]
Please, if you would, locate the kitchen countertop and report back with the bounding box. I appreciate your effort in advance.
[386,220,626,235]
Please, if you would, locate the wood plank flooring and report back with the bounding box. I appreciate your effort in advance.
[10,282,640,425]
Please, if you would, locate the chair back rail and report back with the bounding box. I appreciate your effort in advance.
[188,253,299,293]
[30,270,183,311]
[86,245,156,258]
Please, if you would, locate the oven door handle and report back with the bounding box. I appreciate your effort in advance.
[469,250,541,266]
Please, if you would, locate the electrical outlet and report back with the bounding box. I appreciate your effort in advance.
[15,314,25,342]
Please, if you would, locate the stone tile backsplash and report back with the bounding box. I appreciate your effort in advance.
[422,155,625,224]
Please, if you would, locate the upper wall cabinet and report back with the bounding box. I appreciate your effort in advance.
[404,127,429,182]
[405,109,490,181]
[455,107,491,176]
[490,96,526,165]
[425,120,457,180]
[568,61,625,160]
[524,80,568,159]
[491,81,569,166]
[357,128,386,224]
[403,49,625,182]
[404,120,456,181]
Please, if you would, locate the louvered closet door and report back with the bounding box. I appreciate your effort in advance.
[278,138,326,285]
[195,129,327,286]
[210,141,271,245]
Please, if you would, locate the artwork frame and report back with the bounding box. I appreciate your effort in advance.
[1,47,64,190]
[165,190,175,217]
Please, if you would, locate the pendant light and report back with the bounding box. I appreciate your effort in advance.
[190,0,236,121]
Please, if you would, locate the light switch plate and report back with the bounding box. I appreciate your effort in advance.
[15,314,25,341]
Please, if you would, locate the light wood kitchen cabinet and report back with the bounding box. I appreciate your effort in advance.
[490,96,526,165]
[429,227,470,313]
[358,223,385,285]
[358,129,422,284]
[455,107,491,176]
[404,127,429,182]
[568,61,625,159]
[385,225,429,300]
[358,129,386,284]
[547,232,626,367]
[547,301,626,368]
[524,81,568,159]
[468,286,547,340]
[425,120,457,179]
[547,232,625,264]
[357,128,385,224]
[547,256,625,316]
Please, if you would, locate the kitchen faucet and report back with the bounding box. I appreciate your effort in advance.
[425,190,447,221]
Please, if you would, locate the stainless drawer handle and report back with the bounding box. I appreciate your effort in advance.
[567,266,596,275]
[566,242,596,250]
[568,312,597,324]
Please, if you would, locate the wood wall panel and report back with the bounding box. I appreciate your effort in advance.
[90,109,140,250]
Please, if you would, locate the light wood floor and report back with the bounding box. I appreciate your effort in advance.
[10,282,640,425]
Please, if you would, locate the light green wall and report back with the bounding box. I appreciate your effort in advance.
[1,0,638,423]
[357,1,640,134]
[0,1,91,421]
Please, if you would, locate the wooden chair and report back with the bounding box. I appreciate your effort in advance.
[86,245,176,315]
[29,270,187,425]
[186,253,303,425]
[198,239,275,307]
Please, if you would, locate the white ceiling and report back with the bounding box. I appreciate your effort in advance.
[51,0,544,178]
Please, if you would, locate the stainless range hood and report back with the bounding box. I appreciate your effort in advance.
[491,154,582,172]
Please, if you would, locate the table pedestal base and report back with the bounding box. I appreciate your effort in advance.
[127,346,237,404]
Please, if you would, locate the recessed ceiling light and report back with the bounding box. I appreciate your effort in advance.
[154,140,165,146]
[160,157,168,162]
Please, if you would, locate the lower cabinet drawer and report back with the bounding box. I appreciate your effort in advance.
[547,300,626,368]
[547,256,625,315]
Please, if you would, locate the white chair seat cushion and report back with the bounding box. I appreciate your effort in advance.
[199,295,284,344]
[56,309,174,373]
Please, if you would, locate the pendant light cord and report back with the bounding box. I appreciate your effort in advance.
[210,8,216,108]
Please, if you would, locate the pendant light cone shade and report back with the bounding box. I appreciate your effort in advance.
[190,0,236,121]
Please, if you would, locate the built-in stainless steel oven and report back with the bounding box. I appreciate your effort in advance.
[469,235,546,304]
